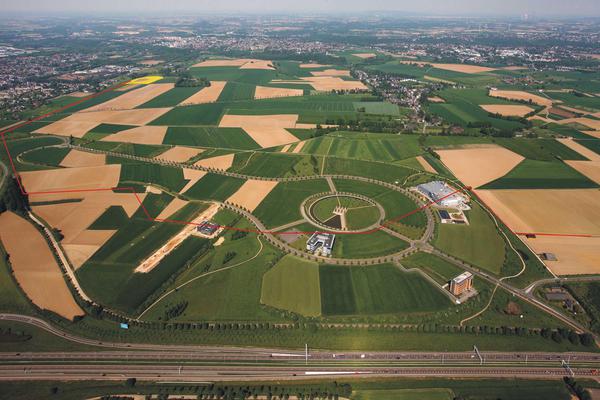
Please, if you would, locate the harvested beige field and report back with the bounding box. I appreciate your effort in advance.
[139,59,163,65]
[399,61,496,74]
[489,90,553,107]
[156,146,203,163]
[34,120,101,138]
[56,107,171,127]
[179,81,226,105]
[475,189,600,235]
[193,58,274,70]
[310,69,351,77]
[194,153,235,170]
[59,150,106,168]
[557,138,600,161]
[219,114,300,148]
[432,63,495,74]
[32,188,144,269]
[291,140,307,153]
[271,77,367,91]
[557,106,589,115]
[480,104,534,117]
[101,125,168,145]
[68,91,91,98]
[179,168,207,194]
[437,145,524,188]
[428,96,445,103]
[525,236,600,275]
[226,180,278,212]
[254,86,304,100]
[0,211,84,319]
[299,63,330,68]
[156,197,188,220]
[416,155,437,173]
[115,84,139,92]
[20,164,121,194]
[424,75,456,85]
[353,53,376,59]
[559,117,600,131]
[136,203,220,273]
[565,161,600,184]
[502,66,528,71]
[280,144,291,153]
[86,83,174,111]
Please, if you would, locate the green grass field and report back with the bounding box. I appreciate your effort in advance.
[575,138,600,156]
[20,147,70,167]
[217,81,256,101]
[324,157,414,183]
[351,389,453,400]
[434,201,505,274]
[332,230,409,259]
[253,179,330,228]
[494,138,589,161]
[319,264,451,316]
[183,173,245,201]
[163,126,259,150]
[311,195,380,230]
[481,159,599,189]
[87,205,130,230]
[260,255,321,317]
[119,162,189,192]
[149,103,226,126]
[401,252,464,285]
[138,87,204,108]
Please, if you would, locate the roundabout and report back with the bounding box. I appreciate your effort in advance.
[302,192,385,232]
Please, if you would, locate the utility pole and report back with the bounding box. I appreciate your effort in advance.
[305,343,308,365]
[473,345,483,365]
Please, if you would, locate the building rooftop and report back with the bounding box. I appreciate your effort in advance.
[453,272,473,284]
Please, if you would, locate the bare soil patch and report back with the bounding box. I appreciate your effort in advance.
[272,77,367,91]
[194,153,235,170]
[480,104,534,117]
[437,145,524,188]
[489,90,553,107]
[59,150,106,168]
[226,180,279,212]
[280,144,291,153]
[156,146,203,163]
[139,59,163,66]
[475,189,600,236]
[0,211,84,319]
[432,63,495,74]
[299,63,330,68]
[86,83,174,111]
[559,117,600,131]
[58,107,172,126]
[416,155,437,173]
[193,58,274,70]
[20,164,121,194]
[254,86,304,100]
[291,140,307,153]
[549,107,577,119]
[101,125,168,145]
[582,131,600,139]
[428,96,445,103]
[219,114,300,148]
[179,81,226,105]
[156,197,188,220]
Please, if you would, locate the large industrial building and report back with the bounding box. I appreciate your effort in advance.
[306,232,336,256]
[416,181,470,210]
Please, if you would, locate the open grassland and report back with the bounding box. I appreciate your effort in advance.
[20,146,70,167]
[0,136,64,172]
[352,389,453,400]
[228,152,312,177]
[143,222,283,322]
[319,264,451,316]
[324,157,414,183]
[434,201,505,274]
[118,161,189,192]
[253,179,329,228]
[401,252,464,285]
[301,133,422,162]
[164,126,260,150]
[331,230,409,259]
[183,173,246,201]
[260,255,321,317]
[217,81,256,101]
[481,159,599,189]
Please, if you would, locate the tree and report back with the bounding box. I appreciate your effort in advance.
[552,331,563,343]
[125,378,137,387]
[580,333,594,347]
[568,330,580,345]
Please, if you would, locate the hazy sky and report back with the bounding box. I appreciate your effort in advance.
[1,0,599,17]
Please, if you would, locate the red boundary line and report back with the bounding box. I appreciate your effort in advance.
[1,81,467,237]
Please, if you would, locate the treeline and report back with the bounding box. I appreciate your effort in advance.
[0,178,29,215]
[564,377,592,400]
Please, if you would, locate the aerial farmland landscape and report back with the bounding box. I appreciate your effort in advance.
[1,0,600,398]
